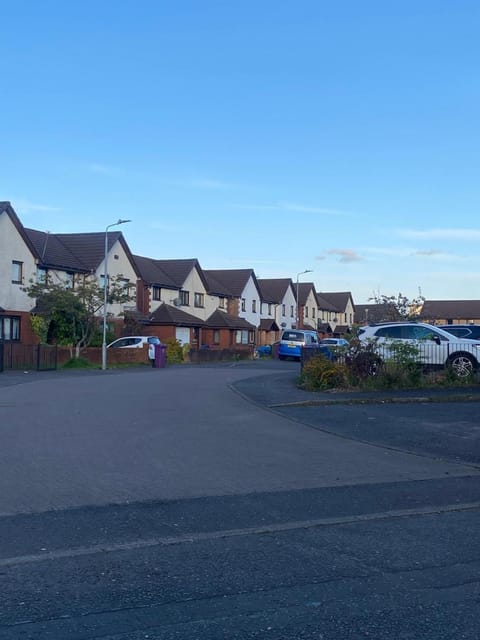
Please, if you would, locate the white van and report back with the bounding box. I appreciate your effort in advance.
[278,329,319,360]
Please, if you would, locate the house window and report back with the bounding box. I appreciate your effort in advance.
[241,298,246,312]
[213,330,220,344]
[345,313,347,322]
[64,272,74,289]
[268,303,273,315]
[282,304,286,316]
[252,300,256,313]
[218,297,225,309]
[36,267,48,283]
[1,316,20,341]
[194,292,204,308]
[305,307,309,318]
[119,278,129,292]
[235,329,254,344]
[290,305,294,317]
[100,274,106,289]
[179,290,189,306]
[153,286,161,301]
[312,308,316,318]
[11,261,23,284]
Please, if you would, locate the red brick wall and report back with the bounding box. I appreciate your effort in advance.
[17,312,39,344]
[227,298,239,316]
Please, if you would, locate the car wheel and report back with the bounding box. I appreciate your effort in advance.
[447,353,476,378]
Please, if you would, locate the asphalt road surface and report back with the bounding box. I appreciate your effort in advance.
[1,361,479,639]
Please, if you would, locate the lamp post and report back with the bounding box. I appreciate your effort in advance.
[101,219,131,370]
[296,269,313,329]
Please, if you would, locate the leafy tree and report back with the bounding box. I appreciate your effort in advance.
[24,274,135,358]
[368,292,425,320]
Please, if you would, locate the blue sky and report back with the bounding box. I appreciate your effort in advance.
[1,1,479,303]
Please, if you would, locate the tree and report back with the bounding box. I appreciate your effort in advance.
[368,292,425,320]
[24,274,135,358]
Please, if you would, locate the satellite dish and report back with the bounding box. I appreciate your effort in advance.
[172,297,182,307]
[281,322,286,327]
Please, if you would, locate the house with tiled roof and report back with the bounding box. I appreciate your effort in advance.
[354,303,402,325]
[0,202,38,343]
[419,300,480,325]
[131,258,258,350]
[256,278,296,343]
[0,201,140,345]
[318,292,355,335]
[203,269,261,327]
[296,282,319,331]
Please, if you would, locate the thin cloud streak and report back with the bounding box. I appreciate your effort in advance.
[237,201,349,215]
[398,228,480,240]
[86,163,124,176]
[190,178,234,190]
[13,198,62,214]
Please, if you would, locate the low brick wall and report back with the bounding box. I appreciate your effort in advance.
[188,347,254,364]
[58,345,150,367]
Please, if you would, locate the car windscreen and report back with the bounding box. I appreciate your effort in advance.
[281,331,305,341]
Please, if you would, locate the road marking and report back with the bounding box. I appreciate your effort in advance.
[1,501,479,568]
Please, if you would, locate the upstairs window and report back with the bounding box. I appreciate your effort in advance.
[290,305,294,317]
[194,292,204,308]
[282,304,286,316]
[179,290,189,306]
[241,298,246,312]
[252,300,256,313]
[64,272,74,289]
[218,297,225,309]
[11,261,23,284]
[152,286,161,301]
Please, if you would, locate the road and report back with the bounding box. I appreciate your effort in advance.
[0,361,479,639]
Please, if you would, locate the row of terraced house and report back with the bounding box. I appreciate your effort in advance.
[1,202,357,356]
[3,201,480,361]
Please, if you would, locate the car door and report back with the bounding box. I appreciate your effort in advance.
[408,325,447,365]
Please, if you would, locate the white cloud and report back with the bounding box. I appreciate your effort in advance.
[326,249,363,263]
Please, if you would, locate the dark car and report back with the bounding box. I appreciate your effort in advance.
[438,324,480,341]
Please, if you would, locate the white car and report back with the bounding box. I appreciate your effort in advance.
[107,336,161,349]
[320,338,349,348]
[358,322,480,378]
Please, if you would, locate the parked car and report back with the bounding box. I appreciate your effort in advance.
[107,336,161,349]
[320,338,349,348]
[437,324,480,341]
[358,322,480,377]
[278,329,319,361]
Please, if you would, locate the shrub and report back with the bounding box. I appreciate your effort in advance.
[165,338,183,364]
[300,355,347,391]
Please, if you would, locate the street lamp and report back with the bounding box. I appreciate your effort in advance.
[101,218,131,370]
[296,269,313,329]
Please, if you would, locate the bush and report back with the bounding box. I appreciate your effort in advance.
[165,338,183,364]
[300,355,347,391]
